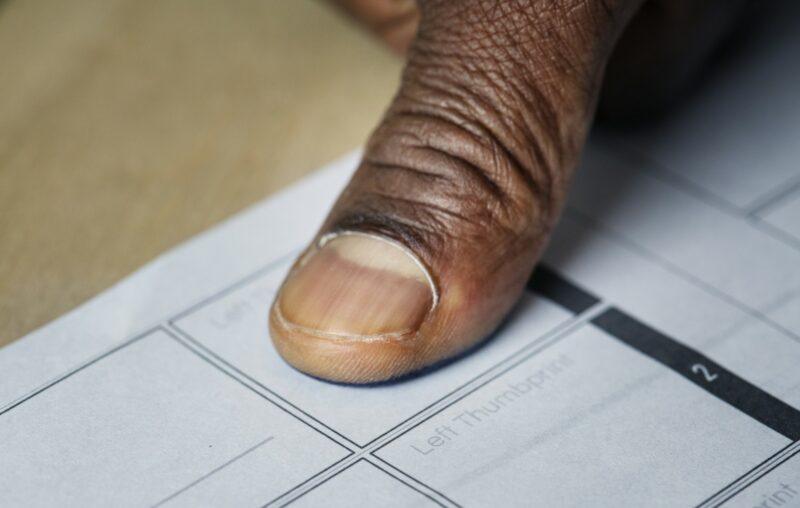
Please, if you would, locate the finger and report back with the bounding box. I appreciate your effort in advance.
[271,0,644,383]
[328,0,420,54]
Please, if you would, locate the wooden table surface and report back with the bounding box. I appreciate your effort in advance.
[0,0,401,346]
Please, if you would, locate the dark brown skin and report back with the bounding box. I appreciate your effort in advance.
[269,0,746,383]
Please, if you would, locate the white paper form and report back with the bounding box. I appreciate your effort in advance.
[3,3,800,507]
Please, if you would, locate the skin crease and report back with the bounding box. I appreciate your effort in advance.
[270,0,745,384]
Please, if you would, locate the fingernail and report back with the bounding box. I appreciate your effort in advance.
[275,233,435,340]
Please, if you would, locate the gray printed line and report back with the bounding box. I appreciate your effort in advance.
[152,436,274,507]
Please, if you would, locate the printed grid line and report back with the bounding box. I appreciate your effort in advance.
[3,252,798,506]
[697,440,800,508]
[4,143,800,504]
[169,270,606,506]
[607,139,800,254]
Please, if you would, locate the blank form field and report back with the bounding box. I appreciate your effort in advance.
[377,326,789,507]
[0,330,348,508]
[759,191,800,243]
[290,461,438,507]
[174,276,575,445]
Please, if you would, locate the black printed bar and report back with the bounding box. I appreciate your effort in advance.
[527,265,600,314]
[593,308,800,441]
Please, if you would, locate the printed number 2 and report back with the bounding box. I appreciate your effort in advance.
[692,363,718,383]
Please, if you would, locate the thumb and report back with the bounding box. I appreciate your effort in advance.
[270,0,642,383]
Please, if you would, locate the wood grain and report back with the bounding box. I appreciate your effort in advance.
[0,0,402,345]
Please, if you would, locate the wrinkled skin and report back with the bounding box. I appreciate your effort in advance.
[269,0,747,383]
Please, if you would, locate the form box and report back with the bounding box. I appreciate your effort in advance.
[759,190,800,244]
[0,329,347,508]
[566,145,800,314]
[377,325,789,507]
[544,212,800,409]
[290,460,438,507]
[173,263,576,445]
[722,445,800,508]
